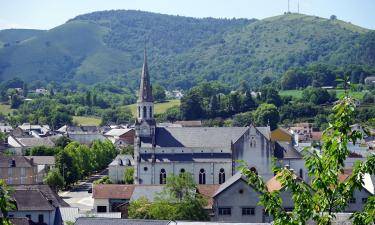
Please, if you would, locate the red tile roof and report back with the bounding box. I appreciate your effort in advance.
[266,174,283,192]
[93,184,135,199]
[197,184,220,209]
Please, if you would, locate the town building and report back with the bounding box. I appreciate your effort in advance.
[133,50,274,185]
[108,155,134,183]
[104,128,135,147]
[0,156,43,185]
[8,185,69,225]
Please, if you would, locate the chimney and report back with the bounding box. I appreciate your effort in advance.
[30,157,34,166]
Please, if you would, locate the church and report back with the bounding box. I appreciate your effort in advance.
[133,50,277,185]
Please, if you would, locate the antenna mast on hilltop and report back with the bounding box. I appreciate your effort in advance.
[298,1,300,13]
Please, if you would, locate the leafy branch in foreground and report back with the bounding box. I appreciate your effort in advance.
[239,85,375,224]
[0,180,15,225]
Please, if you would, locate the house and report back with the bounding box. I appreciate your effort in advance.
[25,156,55,175]
[59,207,121,225]
[364,76,375,85]
[108,155,134,183]
[0,123,13,133]
[18,123,51,137]
[104,128,135,147]
[0,156,42,185]
[74,217,272,225]
[212,173,263,223]
[35,88,49,95]
[8,185,69,225]
[58,125,106,145]
[93,184,135,213]
[7,135,55,155]
[271,128,293,144]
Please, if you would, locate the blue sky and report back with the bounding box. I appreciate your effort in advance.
[0,0,374,30]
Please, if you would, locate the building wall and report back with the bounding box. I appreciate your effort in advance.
[0,166,36,185]
[109,165,132,183]
[138,160,232,185]
[9,210,55,225]
[119,130,135,145]
[94,198,110,213]
[345,189,372,212]
[213,179,263,223]
[233,127,273,181]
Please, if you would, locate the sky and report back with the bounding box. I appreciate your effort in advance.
[0,0,374,30]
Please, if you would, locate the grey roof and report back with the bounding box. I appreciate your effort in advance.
[104,128,132,137]
[12,185,69,208]
[17,137,55,147]
[130,185,164,202]
[9,218,33,225]
[12,189,55,211]
[138,49,153,102]
[275,141,303,159]
[68,133,106,145]
[256,126,271,140]
[140,153,232,163]
[109,155,134,166]
[75,218,169,225]
[0,156,33,168]
[141,127,247,149]
[60,207,121,223]
[25,156,55,165]
[213,172,247,197]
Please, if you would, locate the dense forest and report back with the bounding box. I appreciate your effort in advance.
[0,10,374,91]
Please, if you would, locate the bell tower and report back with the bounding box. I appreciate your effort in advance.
[135,48,155,137]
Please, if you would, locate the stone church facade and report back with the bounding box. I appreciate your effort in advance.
[134,50,274,185]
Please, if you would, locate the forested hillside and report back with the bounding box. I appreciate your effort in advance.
[0,10,373,90]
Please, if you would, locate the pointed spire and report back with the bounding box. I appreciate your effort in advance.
[139,48,153,102]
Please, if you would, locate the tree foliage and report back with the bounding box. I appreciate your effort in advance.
[0,180,15,225]
[239,85,375,224]
[128,173,209,221]
[43,168,65,192]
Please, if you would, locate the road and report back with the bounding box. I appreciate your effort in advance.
[59,169,108,212]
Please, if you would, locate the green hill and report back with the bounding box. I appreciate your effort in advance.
[0,10,373,89]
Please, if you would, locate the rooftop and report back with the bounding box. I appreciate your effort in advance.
[93,184,135,199]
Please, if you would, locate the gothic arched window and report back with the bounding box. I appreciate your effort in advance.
[219,168,225,184]
[160,168,166,184]
[199,168,206,184]
[143,106,147,118]
[250,167,258,175]
[138,106,140,118]
[299,169,303,179]
[250,137,256,148]
[149,106,153,118]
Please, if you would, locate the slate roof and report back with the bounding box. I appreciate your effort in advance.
[60,207,121,224]
[0,156,33,168]
[213,172,247,197]
[104,128,133,137]
[12,185,69,208]
[141,127,248,149]
[12,190,54,211]
[9,218,33,225]
[16,137,55,147]
[275,141,303,159]
[93,184,135,199]
[109,155,134,166]
[25,156,55,165]
[140,153,232,163]
[75,218,169,225]
[130,185,164,202]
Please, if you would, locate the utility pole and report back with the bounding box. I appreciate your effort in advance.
[288,0,290,13]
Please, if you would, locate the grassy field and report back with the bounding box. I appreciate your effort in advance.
[0,104,14,115]
[73,116,102,126]
[279,89,365,100]
[126,99,180,116]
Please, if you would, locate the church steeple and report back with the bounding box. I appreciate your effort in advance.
[136,48,155,123]
[139,48,153,103]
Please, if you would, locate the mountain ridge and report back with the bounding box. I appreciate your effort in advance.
[0,10,373,89]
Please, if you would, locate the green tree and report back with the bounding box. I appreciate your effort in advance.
[124,167,134,184]
[43,168,65,192]
[54,136,71,148]
[128,197,153,219]
[153,84,166,102]
[180,91,204,120]
[10,94,22,109]
[242,91,257,111]
[253,103,279,130]
[239,90,375,224]
[0,180,15,225]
